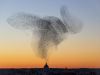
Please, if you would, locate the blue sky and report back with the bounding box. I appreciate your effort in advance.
[0,0,100,40]
[0,0,100,51]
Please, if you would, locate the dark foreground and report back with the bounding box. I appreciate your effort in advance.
[0,68,100,75]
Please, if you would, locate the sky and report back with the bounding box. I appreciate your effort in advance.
[0,0,100,68]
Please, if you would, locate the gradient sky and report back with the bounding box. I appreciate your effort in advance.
[0,0,100,68]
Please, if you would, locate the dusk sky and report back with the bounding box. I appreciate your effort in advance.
[0,0,100,68]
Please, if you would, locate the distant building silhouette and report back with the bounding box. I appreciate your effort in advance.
[44,63,49,69]
[0,68,98,75]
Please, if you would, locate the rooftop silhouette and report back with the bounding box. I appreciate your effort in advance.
[44,63,49,69]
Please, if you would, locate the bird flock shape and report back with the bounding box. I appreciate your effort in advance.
[7,5,83,61]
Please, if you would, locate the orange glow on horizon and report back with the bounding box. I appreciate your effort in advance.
[0,32,100,68]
